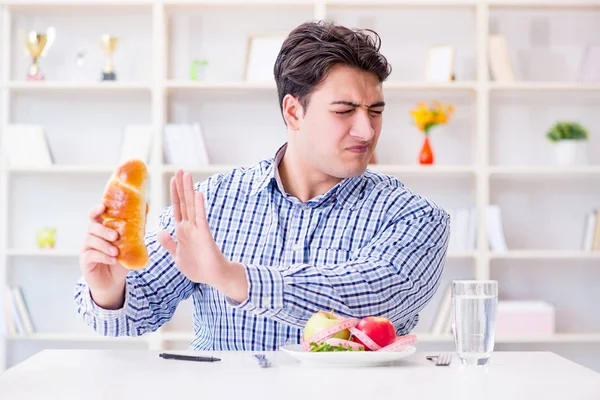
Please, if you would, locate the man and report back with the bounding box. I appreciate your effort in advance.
[75,20,450,351]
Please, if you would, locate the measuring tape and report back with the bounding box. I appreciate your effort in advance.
[301,316,417,352]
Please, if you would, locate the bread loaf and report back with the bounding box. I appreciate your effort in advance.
[101,159,149,270]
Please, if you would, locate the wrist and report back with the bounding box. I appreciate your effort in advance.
[89,281,126,310]
[215,261,249,303]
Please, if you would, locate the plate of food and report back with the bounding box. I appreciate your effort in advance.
[280,310,418,367]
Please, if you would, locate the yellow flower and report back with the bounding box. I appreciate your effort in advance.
[409,100,455,135]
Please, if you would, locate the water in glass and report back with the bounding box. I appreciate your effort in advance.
[452,280,498,366]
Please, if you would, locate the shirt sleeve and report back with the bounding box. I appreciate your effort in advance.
[73,177,218,337]
[226,202,450,335]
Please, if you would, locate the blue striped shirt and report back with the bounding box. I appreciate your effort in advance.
[74,143,450,350]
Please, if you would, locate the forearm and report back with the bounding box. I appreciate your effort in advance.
[74,264,195,336]
[226,209,450,332]
[213,261,249,304]
[74,209,196,336]
[88,282,126,310]
[227,259,430,329]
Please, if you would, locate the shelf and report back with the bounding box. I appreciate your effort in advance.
[494,334,600,343]
[489,82,600,91]
[488,1,600,8]
[165,80,478,91]
[162,164,242,174]
[6,249,80,257]
[489,165,600,177]
[369,164,476,176]
[5,333,148,342]
[162,164,477,176]
[165,81,276,91]
[324,0,477,7]
[7,165,117,174]
[5,0,599,9]
[164,0,315,8]
[6,81,152,92]
[5,2,154,12]
[489,250,600,260]
[383,81,477,90]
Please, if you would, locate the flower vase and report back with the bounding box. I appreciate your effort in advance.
[419,136,434,165]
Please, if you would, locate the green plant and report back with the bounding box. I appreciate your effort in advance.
[546,122,589,143]
[189,59,209,81]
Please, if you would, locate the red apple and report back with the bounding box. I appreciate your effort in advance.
[303,311,351,341]
[351,316,396,350]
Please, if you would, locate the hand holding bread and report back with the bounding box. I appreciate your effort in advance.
[79,159,149,309]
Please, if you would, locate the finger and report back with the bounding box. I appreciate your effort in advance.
[88,221,119,242]
[81,249,118,268]
[195,191,208,228]
[157,230,177,257]
[84,234,119,257]
[88,204,106,223]
[175,170,188,221]
[184,172,196,224]
[171,176,182,223]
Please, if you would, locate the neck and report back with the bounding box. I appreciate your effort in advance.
[278,142,342,203]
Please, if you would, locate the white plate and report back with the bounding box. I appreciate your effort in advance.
[279,344,417,367]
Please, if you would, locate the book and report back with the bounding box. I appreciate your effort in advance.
[593,210,600,251]
[577,44,600,83]
[3,124,54,168]
[430,284,452,334]
[582,210,597,251]
[119,124,153,164]
[164,123,210,166]
[487,205,508,252]
[6,286,26,335]
[488,35,516,82]
[446,207,477,252]
[12,286,35,335]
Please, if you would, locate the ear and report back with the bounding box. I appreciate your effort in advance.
[282,94,303,131]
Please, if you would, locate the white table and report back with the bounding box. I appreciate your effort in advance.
[1,349,599,399]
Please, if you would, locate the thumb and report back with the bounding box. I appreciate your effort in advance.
[157,230,177,257]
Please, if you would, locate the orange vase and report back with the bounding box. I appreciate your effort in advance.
[419,136,434,165]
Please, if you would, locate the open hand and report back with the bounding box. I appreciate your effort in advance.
[157,170,229,286]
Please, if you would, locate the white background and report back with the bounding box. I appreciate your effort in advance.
[0,0,599,373]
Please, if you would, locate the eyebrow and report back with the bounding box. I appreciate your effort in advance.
[330,100,386,108]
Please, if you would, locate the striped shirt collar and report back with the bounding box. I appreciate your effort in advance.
[250,143,365,210]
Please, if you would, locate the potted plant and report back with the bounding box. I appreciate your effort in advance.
[409,100,455,164]
[189,59,209,81]
[546,121,589,165]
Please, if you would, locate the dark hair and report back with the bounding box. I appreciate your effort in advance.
[274,20,392,123]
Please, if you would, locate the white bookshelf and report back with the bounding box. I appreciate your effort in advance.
[1,0,600,373]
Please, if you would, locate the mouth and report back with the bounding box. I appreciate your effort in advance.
[347,145,369,154]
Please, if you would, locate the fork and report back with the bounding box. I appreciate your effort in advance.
[253,354,272,368]
[427,353,452,366]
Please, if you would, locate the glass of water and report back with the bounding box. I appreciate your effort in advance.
[451,280,498,366]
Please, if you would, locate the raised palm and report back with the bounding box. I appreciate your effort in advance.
[157,170,227,285]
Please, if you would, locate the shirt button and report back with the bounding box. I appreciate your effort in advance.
[262,298,271,307]
[301,204,309,210]
[291,243,301,251]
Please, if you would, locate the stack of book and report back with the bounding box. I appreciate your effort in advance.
[163,123,210,166]
[582,209,600,251]
[2,285,35,336]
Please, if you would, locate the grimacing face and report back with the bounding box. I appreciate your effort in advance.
[285,64,385,180]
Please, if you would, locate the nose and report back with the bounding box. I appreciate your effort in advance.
[349,110,375,142]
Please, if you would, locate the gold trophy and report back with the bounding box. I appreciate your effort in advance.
[100,35,118,81]
[23,27,55,81]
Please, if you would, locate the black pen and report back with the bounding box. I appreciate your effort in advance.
[159,353,221,362]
